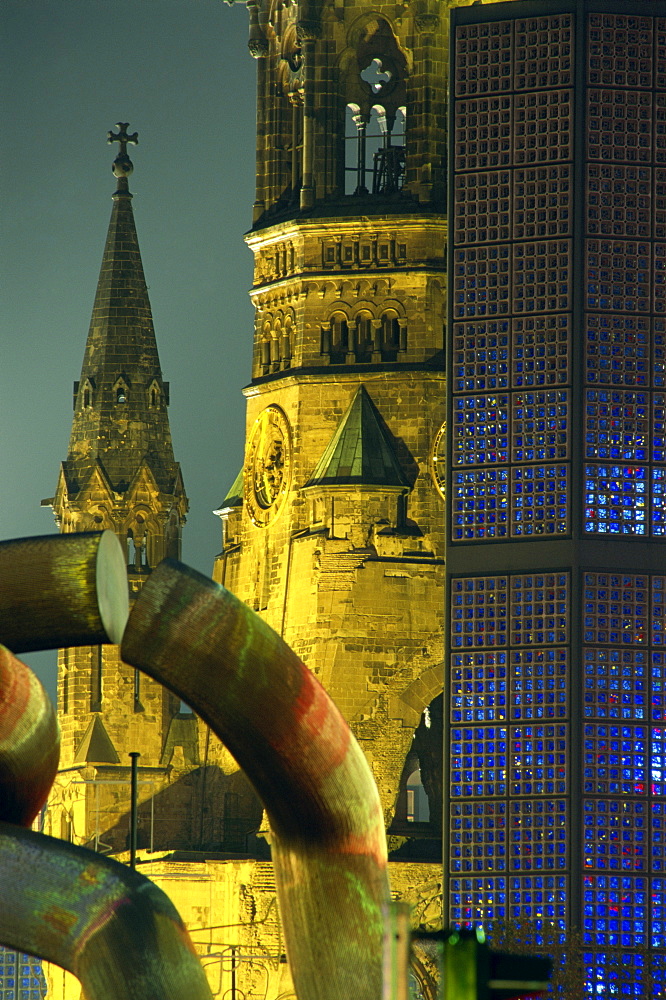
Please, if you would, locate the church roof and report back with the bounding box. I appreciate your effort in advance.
[73,714,120,765]
[304,386,409,489]
[215,468,244,512]
[62,125,185,501]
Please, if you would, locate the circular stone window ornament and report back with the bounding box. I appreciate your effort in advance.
[430,420,446,501]
[245,404,292,526]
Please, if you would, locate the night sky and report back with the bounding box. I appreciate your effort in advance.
[2,1,258,699]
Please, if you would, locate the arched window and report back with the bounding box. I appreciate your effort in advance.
[405,767,430,823]
[329,312,349,364]
[381,312,401,361]
[83,388,91,408]
[355,311,373,363]
[116,386,127,404]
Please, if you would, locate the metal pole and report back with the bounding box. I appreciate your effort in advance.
[129,752,140,868]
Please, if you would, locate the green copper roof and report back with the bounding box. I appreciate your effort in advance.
[73,715,120,765]
[305,386,408,489]
[217,468,244,510]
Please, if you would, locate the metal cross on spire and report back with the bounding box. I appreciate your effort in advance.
[107,122,139,190]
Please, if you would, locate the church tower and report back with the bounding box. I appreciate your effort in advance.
[43,126,190,851]
[215,0,448,871]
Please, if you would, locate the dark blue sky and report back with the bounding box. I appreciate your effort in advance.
[1,1,258,698]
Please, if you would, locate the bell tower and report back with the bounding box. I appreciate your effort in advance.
[216,0,448,860]
[43,126,190,851]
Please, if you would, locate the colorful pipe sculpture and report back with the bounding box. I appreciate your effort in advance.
[0,531,129,654]
[121,559,391,1000]
[0,822,213,1000]
[0,645,60,827]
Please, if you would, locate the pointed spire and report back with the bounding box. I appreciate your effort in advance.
[304,386,409,489]
[62,125,183,499]
[73,715,120,765]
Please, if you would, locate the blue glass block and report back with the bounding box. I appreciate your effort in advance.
[450,575,508,647]
[511,648,568,720]
[654,467,666,535]
[509,800,567,872]
[450,651,508,722]
[450,800,507,873]
[448,875,507,927]
[583,648,647,721]
[653,803,665,872]
[452,468,510,541]
[510,724,567,796]
[652,727,666,794]
[584,464,648,535]
[453,394,510,466]
[652,651,666,720]
[583,724,647,795]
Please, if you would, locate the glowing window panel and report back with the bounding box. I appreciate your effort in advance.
[512,390,568,462]
[452,321,510,392]
[452,469,510,541]
[583,648,648,720]
[451,651,508,722]
[514,15,572,90]
[583,724,647,795]
[513,240,571,314]
[652,727,666,795]
[508,873,567,928]
[587,164,652,239]
[451,576,508,649]
[453,394,509,466]
[587,12,653,89]
[513,165,572,241]
[585,313,650,387]
[453,246,511,319]
[656,242,666,312]
[653,393,666,460]
[510,573,569,646]
[512,314,570,387]
[653,891,666,964]
[512,463,568,536]
[450,800,507,873]
[450,726,508,798]
[454,21,513,98]
[587,90,652,165]
[449,876,507,927]
[583,799,647,872]
[654,467,666,535]
[582,874,648,949]
[652,651,666,721]
[513,90,573,166]
[657,167,666,240]
[652,579,666,647]
[653,802,666,873]
[585,389,648,461]
[509,800,567,872]
[510,724,567,796]
[583,950,648,998]
[586,239,651,313]
[454,171,511,246]
[454,95,513,172]
[582,572,648,646]
[584,464,647,535]
[511,648,568,720]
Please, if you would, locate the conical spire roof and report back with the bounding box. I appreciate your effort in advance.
[304,386,408,489]
[62,125,181,498]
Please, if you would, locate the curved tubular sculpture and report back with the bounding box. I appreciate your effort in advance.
[0,532,129,654]
[0,645,60,826]
[121,559,390,1000]
[0,823,213,1000]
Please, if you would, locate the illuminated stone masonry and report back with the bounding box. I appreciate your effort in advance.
[447,3,666,994]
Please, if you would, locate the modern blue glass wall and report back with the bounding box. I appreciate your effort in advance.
[447,2,666,993]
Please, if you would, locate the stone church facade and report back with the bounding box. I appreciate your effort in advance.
[41,1,464,996]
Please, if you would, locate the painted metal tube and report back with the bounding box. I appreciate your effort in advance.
[0,531,129,654]
[121,559,390,1000]
[0,823,213,1000]
[0,645,60,827]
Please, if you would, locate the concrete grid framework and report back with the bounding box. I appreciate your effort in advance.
[446,1,666,994]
